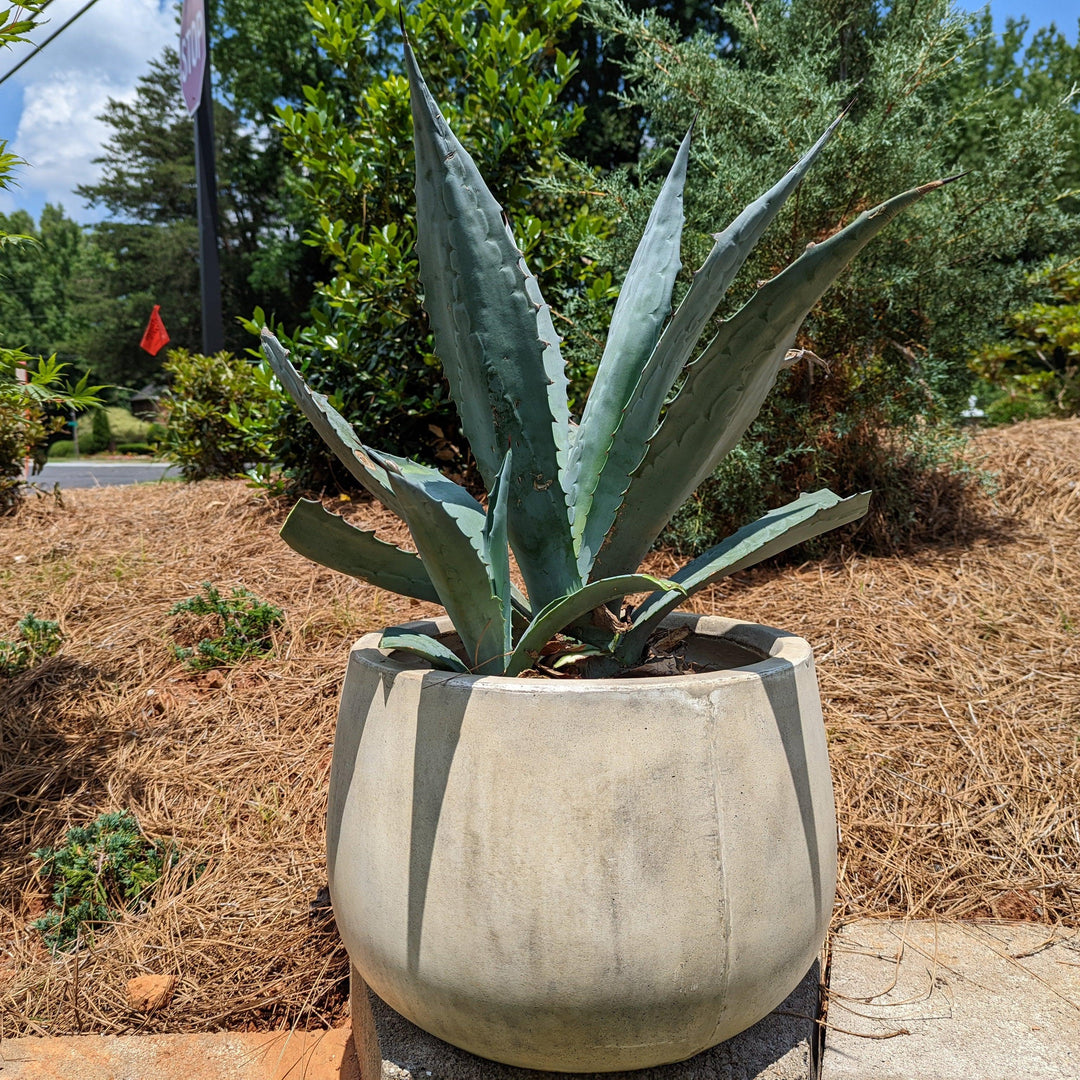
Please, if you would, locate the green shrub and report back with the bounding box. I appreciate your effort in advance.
[88,406,113,453]
[32,810,176,951]
[0,613,63,677]
[116,442,154,455]
[0,392,48,512]
[169,582,284,669]
[161,349,281,480]
[1,352,103,513]
[47,438,76,459]
[983,389,1055,425]
[75,406,150,453]
[663,382,982,555]
[105,406,152,444]
[260,0,609,490]
[146,421,168,445]
[972,261,1080,420]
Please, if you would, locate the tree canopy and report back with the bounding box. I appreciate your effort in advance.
[73,49,321,388]
[570,0,1080,549]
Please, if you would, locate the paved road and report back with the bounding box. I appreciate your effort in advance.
[29,460,181,489]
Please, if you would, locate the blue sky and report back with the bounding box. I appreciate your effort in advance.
[0,0,175,222]
[0,0,1077,225]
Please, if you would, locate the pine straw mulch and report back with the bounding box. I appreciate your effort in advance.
[0,418,1077,1038]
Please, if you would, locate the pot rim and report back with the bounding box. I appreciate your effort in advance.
[349,612,813,692]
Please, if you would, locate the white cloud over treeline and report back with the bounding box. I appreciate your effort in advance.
[2,0,176,222]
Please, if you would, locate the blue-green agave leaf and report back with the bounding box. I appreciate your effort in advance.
[404,36,579,608]
[379,629,470,673]
[482,450,514,667]
[260,329,401,516]
[280,498,440,604]
[627,110,849,432]
[596,176,958,579]
[569,125,692,575]
[505,574,683,677]
[377,451,510,675]
[580,113,847,579]
[616,490,871,664]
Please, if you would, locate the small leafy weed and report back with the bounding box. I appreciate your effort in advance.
[0,613,62,677]
[169,582,283,669]
[32,811,177,951]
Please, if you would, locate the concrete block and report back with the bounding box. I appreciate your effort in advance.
[352,961,820,1080]
[821,920,1080,1080]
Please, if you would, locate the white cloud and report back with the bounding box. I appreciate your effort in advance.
[3,0,176,222]
[14,73,132,216]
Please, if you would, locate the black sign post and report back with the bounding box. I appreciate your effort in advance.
[180,0,224,355]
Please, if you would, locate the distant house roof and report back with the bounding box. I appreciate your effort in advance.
[131,384,167,403]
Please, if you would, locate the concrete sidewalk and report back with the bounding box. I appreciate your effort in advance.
[821,920,1080,1080]
[2,921,1077,1080]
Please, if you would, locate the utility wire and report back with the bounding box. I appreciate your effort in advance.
[0,0,105,88]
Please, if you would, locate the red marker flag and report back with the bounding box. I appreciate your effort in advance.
[140,305,170,356]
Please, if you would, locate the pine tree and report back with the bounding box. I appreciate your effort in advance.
[573,0,1080,550]
[73,50,322,388]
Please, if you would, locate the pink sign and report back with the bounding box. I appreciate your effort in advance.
[179,0,206,116]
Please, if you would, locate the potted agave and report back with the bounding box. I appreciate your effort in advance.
[261,34,952,1074]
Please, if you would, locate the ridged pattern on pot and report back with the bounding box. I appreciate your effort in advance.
[326,615,836,1072]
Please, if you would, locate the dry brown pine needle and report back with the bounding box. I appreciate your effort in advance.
[1,418,1078,1036]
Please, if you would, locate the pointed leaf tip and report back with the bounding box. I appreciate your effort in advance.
[927,172,967,190]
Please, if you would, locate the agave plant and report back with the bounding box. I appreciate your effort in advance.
[261,34,954,677]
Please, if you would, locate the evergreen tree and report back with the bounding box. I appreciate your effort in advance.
[950,13,1080,194]
[570,0,1080,550]
[562,0,734,168]
[73,50,322,389]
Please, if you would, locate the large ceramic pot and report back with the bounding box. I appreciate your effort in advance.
[326,612,836,1073]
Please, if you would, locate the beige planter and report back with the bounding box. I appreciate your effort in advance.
[327,613,836,1073]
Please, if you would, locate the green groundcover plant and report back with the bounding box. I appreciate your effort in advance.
[0,613,62,677]
[169,582,284,669]
[32,811,177,951]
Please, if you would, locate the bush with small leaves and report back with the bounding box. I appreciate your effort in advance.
[32,810,176,951]
[161,349,282,481]
[260,0,609,490]
[169,582,284,669]
[972,261,1080,423]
